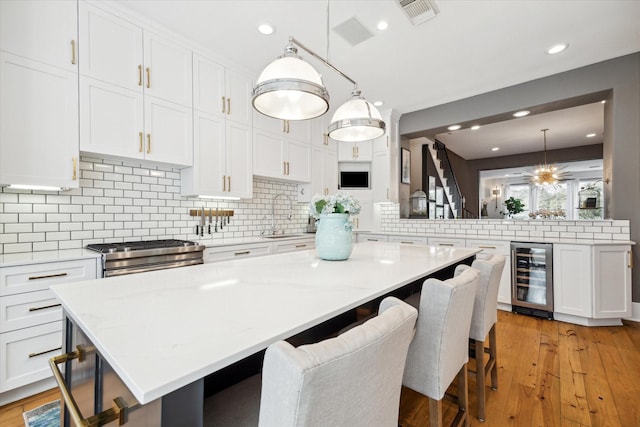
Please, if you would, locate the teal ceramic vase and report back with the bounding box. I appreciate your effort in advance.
[315,213,353,261]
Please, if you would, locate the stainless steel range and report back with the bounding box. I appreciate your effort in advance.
[86,239,206,277]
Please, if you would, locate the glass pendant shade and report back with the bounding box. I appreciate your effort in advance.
[328,90,386,142]
[252,55,329,120]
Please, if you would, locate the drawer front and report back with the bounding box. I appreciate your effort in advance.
[205,244,271,263]
[388,236,428,245]
[0,321,62,392]
[465,239,510,259]
[272,239,315,254]
[427,237,465,247]
[357,234,388,243]
[0,259,97,296]
[1,290,62,333]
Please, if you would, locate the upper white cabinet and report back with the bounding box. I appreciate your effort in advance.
[78,2,193,167]
[0,1,79,189]
[253,122,311,183]
[192,53,253,126]
[338,140,372,162]
[372,110,399,203]
[298,117,338,201]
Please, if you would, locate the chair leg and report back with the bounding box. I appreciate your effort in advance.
[457,364,469,427]
[474,339,486,422]
[488,324,498,391]
[428,397,444,427]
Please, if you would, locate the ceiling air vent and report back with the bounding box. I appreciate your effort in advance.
[398,0,440,26]
[333,17,374,47]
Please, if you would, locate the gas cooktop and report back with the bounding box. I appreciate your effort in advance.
[86,239,200,254]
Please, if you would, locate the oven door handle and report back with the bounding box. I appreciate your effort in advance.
[104,259,203,277]
[50,346,139,426]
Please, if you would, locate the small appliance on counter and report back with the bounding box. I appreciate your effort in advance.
[306,215,317,233]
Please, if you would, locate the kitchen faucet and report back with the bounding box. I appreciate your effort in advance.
[269,193,293,235]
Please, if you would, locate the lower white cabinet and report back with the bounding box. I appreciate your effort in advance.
[388,235,428,245]
[0,258,97,394]
[356,233,389,243]
[554,244,632,324]
[204,243,272,263]
[427,237,466,247]
[465,239,511,306]
[271,238,315,254]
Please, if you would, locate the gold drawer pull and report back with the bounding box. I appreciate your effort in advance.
[50,346,139,427]
[367,239,379,242]
[227,97,231,115]
[71,40,76,65]
[221,96,226,114]
[295,244,307,248]
[479,245,497,249]
[234,251,250,256]
[146,67,151,88]
[400,241,414,244]
[438,243,454,247]
[28,272,68,281]
[29,346,61,358]
[147,133,151,154]
[138,65,143,86]
[72,157,77,181]
[29,303,62,312]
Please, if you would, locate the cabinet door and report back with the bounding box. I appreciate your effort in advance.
[553,244,592,317]
[226,121,253,198]
[79,2,143,92]
[253,129,284,179]
[182,111,225,196]
[0,321,62,392]
[144,96,193,167]
[286,140,311,182]
[143,30,192,107]
[225,68,253,126]
[1,0,78,72]
[193,54,225,116]
[355,140,373,161]
[372,150,390,202]
[338,141,356,161]
[0,290,61,333]
[0,53,79,189]
[593,246,632,318]
[466,240,511,305]
[354,199,373,231]
[80,76,144,159]
[310,146,325,197]
[286,120,311,143]
[388,236,428,245]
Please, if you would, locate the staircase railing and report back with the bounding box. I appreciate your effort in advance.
[433,139,476,219]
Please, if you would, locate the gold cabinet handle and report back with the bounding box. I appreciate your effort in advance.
[227,176,231,192]
[50,346,138,427]
[147,133,151,154]
[29,303,62,312]
[28,272,67,280]
[400,241,415,244]
[479,245,497,249]
[138,65,143,86]
[72,157,77,181]
[71,40,76,65]
[286,161,290,175]
[227,98,231,115]
[296,244,307,248]
[323,133,328,145]
[234,251,250,256]
[29,346,61,358]
[282,120,286,133]
[222,175,226,192]
[438,243,454,247]
[283,161,286,175]
[221,96,226,114]
[286,120,290,133]
[138,132,143,152]
[146,67,150,88]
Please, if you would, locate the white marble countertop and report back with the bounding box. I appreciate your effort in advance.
[51,242,479,405]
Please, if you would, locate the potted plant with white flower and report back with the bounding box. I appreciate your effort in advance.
[309,191,361,260]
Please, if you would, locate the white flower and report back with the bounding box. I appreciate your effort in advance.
[308,192,361,219]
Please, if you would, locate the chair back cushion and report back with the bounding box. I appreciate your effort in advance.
[258,297,417,427]
[455,255,506,340]
[402,268,479,400]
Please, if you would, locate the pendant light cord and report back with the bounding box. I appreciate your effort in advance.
[542,128,549,165]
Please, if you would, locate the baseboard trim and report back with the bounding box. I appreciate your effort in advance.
[623,302,640,322]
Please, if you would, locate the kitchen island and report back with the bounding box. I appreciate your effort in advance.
[50,242,479,426]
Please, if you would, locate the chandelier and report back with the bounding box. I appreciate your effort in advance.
[531,129,563,186]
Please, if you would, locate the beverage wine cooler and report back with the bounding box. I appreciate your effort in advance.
[511,242,553,319]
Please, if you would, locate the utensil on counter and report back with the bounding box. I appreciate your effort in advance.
[215,207,219,232]
[208,207,212,234]
[200,205,205,237]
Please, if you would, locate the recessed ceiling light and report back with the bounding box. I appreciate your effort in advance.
[586,133,596,138]
[377,21,389,31]
[373,101,384,107]
[471,125,480,130]
[491,147,500,151]
[547,43,569,54]
[513,110,530,118]
[601,100,607,104]
[258,23,274,35]
[448,124,461,131]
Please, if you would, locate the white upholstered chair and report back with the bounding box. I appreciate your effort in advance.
[402,267,479,427]
[454,254,506,422]
[204,296,418,427]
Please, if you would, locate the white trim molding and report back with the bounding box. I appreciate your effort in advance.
[624,302,640,323]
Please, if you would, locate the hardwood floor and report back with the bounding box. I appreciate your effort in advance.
[1,311,639,427]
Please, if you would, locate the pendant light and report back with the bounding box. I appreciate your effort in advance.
[328,88,385,142]
[531,129,563,186]
[252,39,330,121]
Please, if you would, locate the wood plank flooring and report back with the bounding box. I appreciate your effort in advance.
[2,311,639,427]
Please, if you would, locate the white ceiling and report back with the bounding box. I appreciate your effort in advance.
[114,0,640,156]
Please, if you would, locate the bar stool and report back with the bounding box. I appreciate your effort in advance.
[204,296,417,427]
[454,254,506,422]
[402,267,479,427]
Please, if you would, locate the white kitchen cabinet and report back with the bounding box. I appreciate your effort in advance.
[78,2,193,167]
[427,237,466,247]
[204,243,271,263]
[388,235,428,245]
[253,114,311,143]
[356,233,389,243]
[1,0,78,73]
[298,119,338,202]
[338,140,372,162]
[0,258,97,394]
[192,53,253,126]
[0,52,79,189]
[181,111,252,198]
[271,237,315,254]
[372,148,391,202]
[553,244,632,325]
[348,190,373,232]
[372,110,399,203]
[253,129,311,183]
[466,239,511,307]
